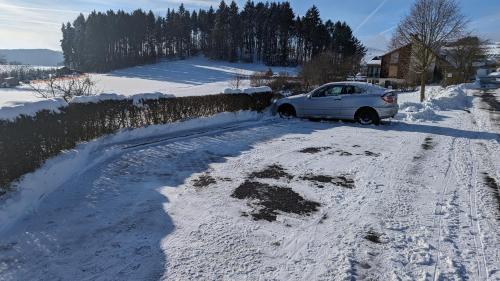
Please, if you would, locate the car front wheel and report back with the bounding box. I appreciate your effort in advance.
[278,104,296,118]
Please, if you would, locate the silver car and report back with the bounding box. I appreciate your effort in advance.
[276,82,398,125]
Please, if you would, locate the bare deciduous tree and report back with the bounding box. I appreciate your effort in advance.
[392,0,467,101]
[30,75,97,102]
[250,71,269,87]
[230,72,246,89]
[300,51,360,87]
[443,36,486,83]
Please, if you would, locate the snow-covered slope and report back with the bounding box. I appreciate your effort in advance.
[91,56,295,97]
[0,56,296,108]
[0,85,498,280]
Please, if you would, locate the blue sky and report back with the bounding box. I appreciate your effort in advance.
[0,0,499,51]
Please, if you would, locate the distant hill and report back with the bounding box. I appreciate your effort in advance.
[0,49,63,66]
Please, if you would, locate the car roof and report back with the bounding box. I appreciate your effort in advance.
[321,81,385,89]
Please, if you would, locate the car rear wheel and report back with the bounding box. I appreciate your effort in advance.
[356,108,380,125]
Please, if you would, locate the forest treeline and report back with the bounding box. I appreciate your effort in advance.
[61,1,366,72]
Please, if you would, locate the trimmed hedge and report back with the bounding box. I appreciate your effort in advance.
[0,93,275,191]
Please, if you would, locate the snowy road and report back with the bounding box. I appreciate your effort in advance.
[0,89,499,280]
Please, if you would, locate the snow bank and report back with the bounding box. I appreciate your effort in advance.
[243,86,272,94]
[396,84,471,122]
[0,87,273,121]
[1,92,175,121]
[0,110,270,233]
[71,92,175,105]
[70,93,125,103]
[224,88,243,94]
[430,84,470,110]
[0,98,67,121]
[130,92,175,104]
[397,102,439,122]
[224,86,272,95]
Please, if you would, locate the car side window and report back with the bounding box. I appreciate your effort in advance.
[312,85,343,97]
[354,86,365,94]
[326,85,343,96]
[343,85,365,95]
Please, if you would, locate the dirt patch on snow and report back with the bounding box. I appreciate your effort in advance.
[231,181,320,222]
[363,151,380,157]
[329,149,352,156]
[481,93,500,127]
[483,172,500,217]
[192,174,216,188]
[298,147,331,154]
[364,230,382,244]
[329,149,380,157]
[319,213,328,224]
[218,177,232,182]
[248,164,293,180]
[300,174,355,189]
[478,91,500,112]
[421,137,435,150]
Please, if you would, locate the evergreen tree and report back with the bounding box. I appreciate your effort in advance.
[60,1,365,73]
[228,1,241,61]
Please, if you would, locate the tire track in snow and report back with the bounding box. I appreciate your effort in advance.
[470,140,489,281]
[431,137,457,281]
[464,112,490,280]
[432,109,492,280]
[350,128,419,280]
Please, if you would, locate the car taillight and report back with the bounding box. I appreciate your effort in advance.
[381,93,397,104]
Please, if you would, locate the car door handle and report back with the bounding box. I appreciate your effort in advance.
[333,97,342,100]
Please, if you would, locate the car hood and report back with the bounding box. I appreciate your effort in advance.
[278,93,307,103]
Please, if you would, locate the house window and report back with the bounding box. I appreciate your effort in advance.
[390,52,399,64]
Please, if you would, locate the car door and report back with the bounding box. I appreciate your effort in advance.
[338,84,367,119]
[302,84,344,117]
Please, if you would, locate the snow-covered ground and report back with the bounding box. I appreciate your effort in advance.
[0,65,58,72]
[396,85,472,122]
[0,86,499,280]
[0,57,297,108]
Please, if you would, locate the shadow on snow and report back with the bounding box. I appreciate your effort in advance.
[1,116,497,280]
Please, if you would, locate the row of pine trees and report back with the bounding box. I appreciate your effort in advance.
[61,1,366,72]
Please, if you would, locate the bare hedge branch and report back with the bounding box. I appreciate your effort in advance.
[30,75,97,102]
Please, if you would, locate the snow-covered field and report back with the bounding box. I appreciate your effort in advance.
[0,86,499,280]
[0,65,58,72]
[0,57,297,108]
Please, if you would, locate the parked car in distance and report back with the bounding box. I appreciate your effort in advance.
[275,82,398,125]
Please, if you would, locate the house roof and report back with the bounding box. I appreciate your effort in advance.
[381,43,412,57]
[367,59,381,65]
